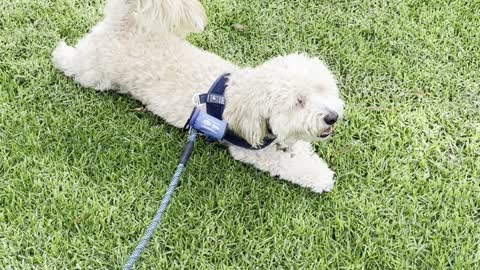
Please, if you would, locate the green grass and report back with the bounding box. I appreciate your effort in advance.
[1,0,479,269]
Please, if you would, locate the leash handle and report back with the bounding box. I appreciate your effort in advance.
[122,129,197,270]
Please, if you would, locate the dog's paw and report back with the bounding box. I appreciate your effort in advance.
[309,169,335,193]
[52,41,76,76]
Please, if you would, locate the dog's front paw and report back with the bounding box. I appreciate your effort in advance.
[309,168,335,193]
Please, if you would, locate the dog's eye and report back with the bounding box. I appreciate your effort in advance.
[296,96,306,108]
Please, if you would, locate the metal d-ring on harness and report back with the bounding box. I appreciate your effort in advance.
[122,74,276,269]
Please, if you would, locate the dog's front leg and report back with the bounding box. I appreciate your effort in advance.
[228,141,335,193]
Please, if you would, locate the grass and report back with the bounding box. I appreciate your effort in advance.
[1,0,479,269]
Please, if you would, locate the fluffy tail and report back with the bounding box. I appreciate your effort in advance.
[105,0,207,36]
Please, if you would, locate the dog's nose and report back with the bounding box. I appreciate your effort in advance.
[324,112,338,125]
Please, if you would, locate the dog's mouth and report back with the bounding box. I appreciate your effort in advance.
[319,126,333,138]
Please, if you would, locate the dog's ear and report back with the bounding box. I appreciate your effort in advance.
[225,109,267,148]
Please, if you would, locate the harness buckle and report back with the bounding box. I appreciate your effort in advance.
[192,93,203,106]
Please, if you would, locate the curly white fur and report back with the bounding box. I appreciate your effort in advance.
[52,0,345,193]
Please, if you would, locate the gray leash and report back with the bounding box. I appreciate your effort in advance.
[122,129,198,270]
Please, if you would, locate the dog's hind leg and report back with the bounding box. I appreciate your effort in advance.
[52,0,134,91]
[52,39,114,91]
[52,5,121,92]
[229,141,335,193]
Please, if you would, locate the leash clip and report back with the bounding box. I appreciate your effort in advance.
[192,93,203,106]
[184,107,227,141]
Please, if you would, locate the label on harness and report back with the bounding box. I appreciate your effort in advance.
[188,107,227,141]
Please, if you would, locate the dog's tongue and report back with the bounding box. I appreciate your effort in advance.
[322,126,333,136]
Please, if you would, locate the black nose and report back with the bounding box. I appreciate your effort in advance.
[324,112,338,125]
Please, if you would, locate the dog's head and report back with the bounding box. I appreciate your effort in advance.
[225,53,344,147]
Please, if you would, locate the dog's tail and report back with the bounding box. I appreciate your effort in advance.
[105,0,207,36]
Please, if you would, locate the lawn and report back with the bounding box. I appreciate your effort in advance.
[1,0,479,269]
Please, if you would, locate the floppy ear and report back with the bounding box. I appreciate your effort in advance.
[224,107,267,148]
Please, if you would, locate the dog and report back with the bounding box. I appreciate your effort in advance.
[52,0,345,193]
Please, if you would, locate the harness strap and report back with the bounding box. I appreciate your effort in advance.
[224,129,276,149]
[198,74,276,150]
[199,74,230,119]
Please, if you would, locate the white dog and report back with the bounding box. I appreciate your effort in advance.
[52,0,345,193]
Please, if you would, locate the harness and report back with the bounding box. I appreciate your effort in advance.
[186,73,276,150]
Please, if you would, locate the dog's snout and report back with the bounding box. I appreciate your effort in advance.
[324,112,338,125]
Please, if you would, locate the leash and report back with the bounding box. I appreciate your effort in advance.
[122,129,198,270]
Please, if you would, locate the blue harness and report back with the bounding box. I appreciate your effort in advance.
[186,74,276,150]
